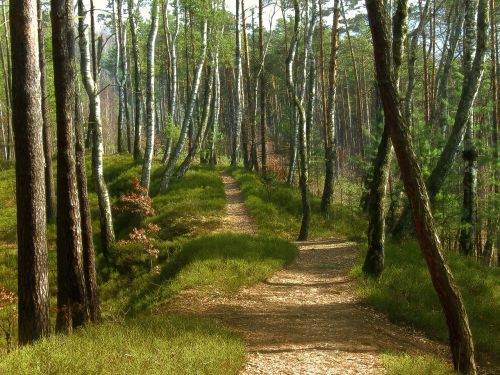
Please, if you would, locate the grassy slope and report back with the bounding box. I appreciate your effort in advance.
[231,168,499,373]
[0,156,297,374]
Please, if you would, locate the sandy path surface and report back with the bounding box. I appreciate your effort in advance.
[164,171,449,374]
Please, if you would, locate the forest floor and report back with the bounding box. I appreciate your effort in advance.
[164,171,449,374]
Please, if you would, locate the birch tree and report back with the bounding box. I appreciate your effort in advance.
[160,19,208,192]
[77,0,115,256]
[140,0,159,192]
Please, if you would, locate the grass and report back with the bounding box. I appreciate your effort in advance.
[381,353,454,375]
[0,314,245,375]
[230,168,366,241]
[100,233,297,316]
[352,240,500,368]
[170,233,298,293]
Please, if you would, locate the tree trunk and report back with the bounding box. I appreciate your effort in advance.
[75,80,100,322]
[10,0,50,344]
[484,0,499,265]
[140,0,159,192]
[129,0,142,161]
[176,64,214,177]
[77,0,115,256]
[259,0,267,176]
[320,0,340,215]
[232,0,242,167]
[37,0,56,223]
[51,0,89,332]
[366,1,478,372]
[287,0,312,241]
[363,0,407,277]
[459,0,479,257]
[160,20,208,192]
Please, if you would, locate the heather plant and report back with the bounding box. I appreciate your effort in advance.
[0,287,16,353]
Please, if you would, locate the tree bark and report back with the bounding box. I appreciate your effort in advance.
[140,0,159,192]
[37,0,56,223]
[232,0,242,167]
[259,0,267,176]
[363,0,407,277]
[77,0,115,256]
[459,0,479,257]
[51,0,89,332]
[10,0,50,344]
[287,0,311,241]
[366,1,478,372]
[75,80,100,322]
[160,20,208,192]
[320,0,340,216]
[129,0,142,161]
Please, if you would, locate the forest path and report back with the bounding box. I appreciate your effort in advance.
[164,171,447,374]
[217,170,258,234]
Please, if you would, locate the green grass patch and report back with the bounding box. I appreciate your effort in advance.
[170,233,298,293]
[230,168,366,241]
[100,233,298,315]
[0,314,245,375]
[353,240,500,366]
[381,353,453,375]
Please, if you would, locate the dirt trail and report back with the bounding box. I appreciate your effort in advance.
[164,171,448,374]
[218,170,258,234]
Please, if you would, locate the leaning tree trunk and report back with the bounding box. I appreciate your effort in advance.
[140,0,159,192]
[287,0,311,241]
[51,0,88,333]
[366,0,479,373]
[363,0,407,277]
[37,0,56,223]
[459,0,479,257]
[176,63,214,177]
[320,0,340,216]
[75,80,100,322]
[10,0,51,344]
[160,19,208,192]
[77,0,115,256]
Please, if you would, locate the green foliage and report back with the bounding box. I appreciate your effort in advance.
[170,233,298,293]
[381,353,454,375]
[100,233,297,316]
[353,240,500,366]
[231,168,366,241]
[0,314,245,375]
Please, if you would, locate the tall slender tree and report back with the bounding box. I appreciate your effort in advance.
[10,0,50,344]
[141,0,159,192]
[77,0,115,256]
[51,0,88,332]
[37,0,56,223]
[320,0,340,216]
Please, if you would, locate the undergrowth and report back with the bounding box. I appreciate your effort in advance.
[353,240,500,368]
[230,168,366,241]
[0,314,245,375]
